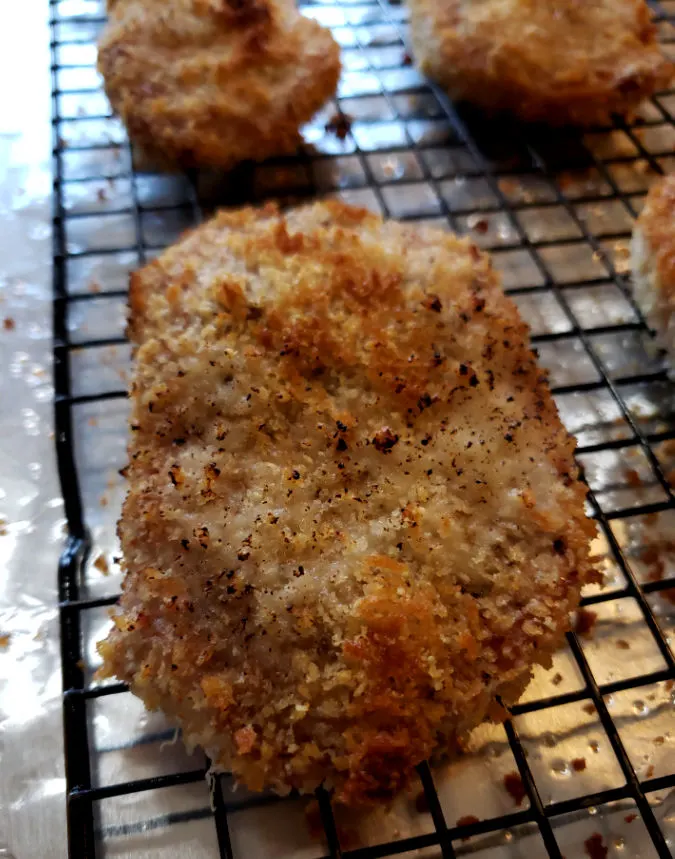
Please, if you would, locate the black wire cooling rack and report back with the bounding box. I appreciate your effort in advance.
[51,0,675,856]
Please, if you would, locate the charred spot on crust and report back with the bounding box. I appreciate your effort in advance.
[372,428,399,452]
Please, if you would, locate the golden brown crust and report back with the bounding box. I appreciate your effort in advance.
[408,0,673,126]
[99,201,597,804]
[631,173,675,352]
[97,0,341,168]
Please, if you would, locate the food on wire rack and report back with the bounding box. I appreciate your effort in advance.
[97,0,341,169]
[97,200,597,805]
[631,172,675,356]
[407,0,673,126]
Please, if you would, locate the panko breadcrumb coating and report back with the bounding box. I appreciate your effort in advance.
[98,201,597,804]
[97,0,341,169]
[408,0,673,126]
[631,173,675,356]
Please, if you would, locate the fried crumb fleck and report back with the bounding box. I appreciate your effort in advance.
[584,832,608,859]
[3,317,15,331]
[93,553,110,575]
[624,813,637,823]
[571,757,587,772]
[551,671,563,686]
[616,639,630,650]
[325,113,352,140]
[503,772,526,806]
[575,608,598,637]
[456,815,479,839]
[625,468,642,487]
[0,634,10,650]
[468,215,489,234]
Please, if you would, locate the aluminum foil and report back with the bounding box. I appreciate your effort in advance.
[0,2,67,858]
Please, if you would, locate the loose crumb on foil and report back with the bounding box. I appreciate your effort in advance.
[575,608,598,637]
[584,832,608,859]
[456,815,480,840]
[503,772,526,806]
[325,113,352,140]
[93,553,110,574]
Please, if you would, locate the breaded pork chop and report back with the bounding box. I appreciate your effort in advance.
[408,0,673,126]
[97,0,340,169]
[631,173,675,357]
[98,201,597,804]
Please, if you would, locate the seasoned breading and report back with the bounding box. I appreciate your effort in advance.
[98,201,597,804]
[408,0,673,126]
[631,173,675,356]
[97,0,340,169]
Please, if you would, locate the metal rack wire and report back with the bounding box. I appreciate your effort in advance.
[51,0,675,856]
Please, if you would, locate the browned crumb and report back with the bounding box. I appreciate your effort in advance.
[616,639,630,650]
[625,468,642,487]
[575,608,598,637]
[402,52,413,66]
[93,554,110,574]
[468,216,489,234]
[551,672,564,686]
[654,736,665,745]
[571,757,587,772]
[503,772,526,806]
[456,815,480,839]
[583,703,595,715]
[0,634,10,650]
[584,833,608,859]
[99,495,108,507]
[666,680,674,692]
[3,317,15,331]
[645,764,655,778]
[97,187,108,202]
[325,113,352,140]
[625,813,637,823]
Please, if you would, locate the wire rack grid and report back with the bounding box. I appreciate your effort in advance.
[50,0,675,856]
